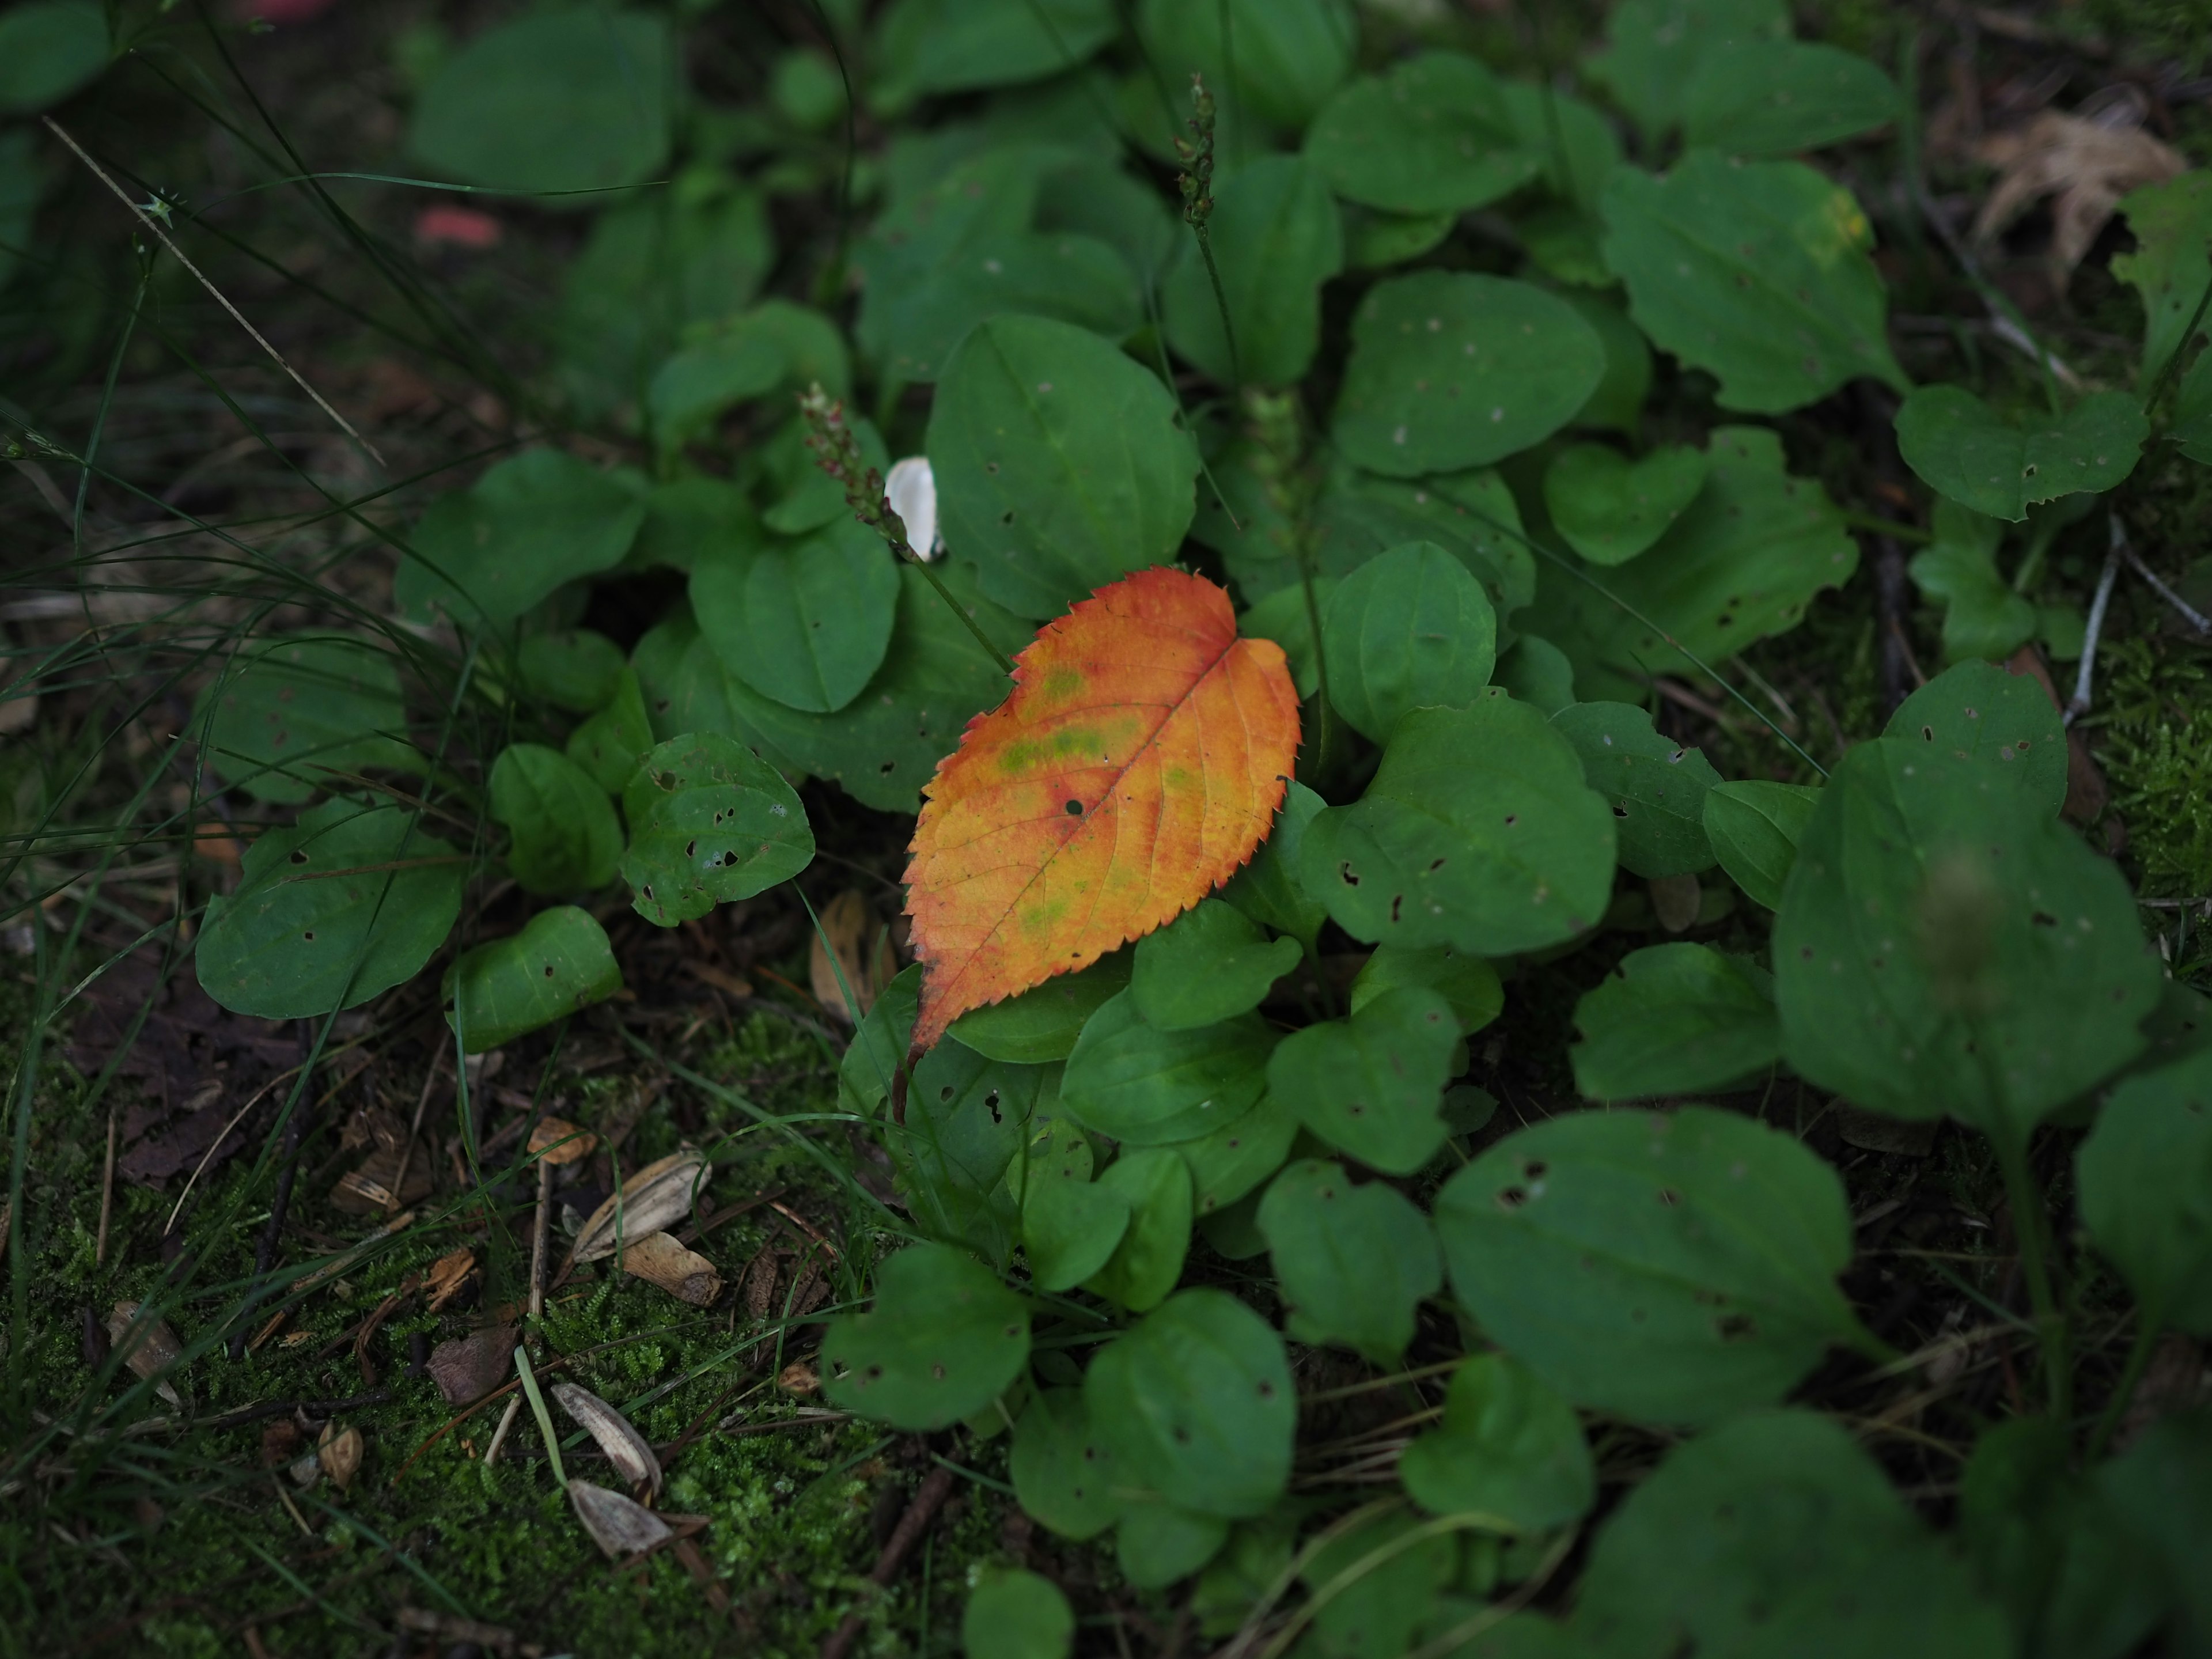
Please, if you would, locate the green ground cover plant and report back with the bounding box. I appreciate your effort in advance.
[3,0,2211,1654]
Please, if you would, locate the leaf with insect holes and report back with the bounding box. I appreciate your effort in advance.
[196,798,464,1020]
[903,567,1301,1057]
[821,1243,1031,1430]
[1434,1108,1868,1426]
[443,906,622,1053]
[196,633,416,805]
[619,732,814,927]
[1882,659,2067,815]
[1896,387,2147,522]
[1011,1387,1122,1540]
[1550,702,1721,879]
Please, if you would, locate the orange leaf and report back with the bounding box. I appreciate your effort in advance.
[904,566,1301,1062]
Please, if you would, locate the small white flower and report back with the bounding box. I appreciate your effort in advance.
[885,456,942,562]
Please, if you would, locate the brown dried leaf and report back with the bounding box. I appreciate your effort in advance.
[1974,108,2186,275]
[1648,873,1702,934]
[618,1231,723,1308]
[570,1149,712,1265]
[105,1301,184,1408]
[528,1115,597,1166]
[426,1325,518,1406]
[261,1419,301,1468]
[318,1423,364,1493]
[329,1139,435,1214]
[740,1248,781,1322]
[777,1361,820,1396]
[808,890,896,1022]
[423,1247,478,1314]
[552,1382,663,1495]
[569,1480,673,1560]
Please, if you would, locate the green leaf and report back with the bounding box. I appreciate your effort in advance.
[1175,1089,1299,1217]
[1346,207,1457,270]
[1908,501,2037,662]
[1585,0,1789,143]
[1300,1508,1457,1658]
[930,313,1198,618]
[565,667,654,794]
[1322,541,1498,744]
[822,1244,1031,1430]
[1543,444,1709,567]
[1400,1354,1595,1531]
[1220,781,1330,956]
[1010,1387,1121,1540]
[697,553,1025,812]
[1163,156,1344,389]
[1038,158,1180,287]
[2096,1406,2212,1648]
[1896,387,2148,522]
[1309,464,1536,618]
[1256,1158,1440,1363]
[1131,901,1304,1032]
[1882,658,2067,816]
[488,744,622,896]
[964,1568,1074,1659]
[1961,1419,2168,1659]
[646,301,847,450]
[1266,987,1458,1176]
[870,0,1118,107]
[0,1,107,114]
[1494,634,1578,716]
[1600,152,1906,414]
[1434,1108,1864,1425]
[1116,1501,1231,1589]
[1701,780,1820,910]
[556,180,774,414]
[196,800,464,1020]
[1060,991,1277,1146]
[1499,82,1623,213]
[1560,290,1656,434]
[1534,427,1857,699]
[1021,1153,1130,1292]
[2077,1044,2212,1334]
[1773,735,2159,1143]
[1304,692,1618,956]
[1332,272,1605,478]
[854,148,1139,381]
[952,950,1132,1063]
[618,732,815,927]
[1304,53,1539,215]
[408,10,672,195]
[1136,0,1355,130]
[1237,579,1334,700]
[196,633,414,805]
[398,449,646,628]
[1550,702,1719,878]
[1571,944,1779,1101]
[894,1043,1046,1265]
[516,630,627,714]
[2115,171,2212,387]
[1085,1287,1294,1519]
[631,477,760,575]
[1351,944,1503,1035]
[1681,41,1900,157]
[1085,1149,1194,1312]
[690,518,900,714]
[1572,1411,2009,1658]
[841,964,920,1119]
[445,907,622,1053]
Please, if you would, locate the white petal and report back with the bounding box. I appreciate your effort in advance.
[885,456,941,562]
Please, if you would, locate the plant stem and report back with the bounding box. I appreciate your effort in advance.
[2086,1313,2160,1458]
[1993,1128,2071,1422]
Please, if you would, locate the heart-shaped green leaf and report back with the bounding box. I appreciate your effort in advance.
[1585,0,1789,142]
[488,743,622,895]
[1400,1354,1594,1531]
[1084,1287,1294,1519]
[1322,541,1498,744]
[930,314,1199,618]
[1543,443,1709,567]
[197,799,465,1020]
[397,448,646,628]
[1022,1162,1130,1293]
[1550,701,1720,878]
[1571,944,1779,1101]
[1896,386,2148,522]
[1266,986,1457,1175]
[1304,52,1538,215]
[1601,153,1906,414]
[1434,1107,1866,1426]
[445,906,623,1054]
[515,629,627,714]
[619,732,814,927]
[1256,1158,1440,1363]
[1174,1090,1298,1217]
[1060,992,1277,1146]
[691,518,900,714]
[823,1244,1031,1430]
[1332,272,1605,478]
[1131,901,1304,1032]
[1907,501,2037,662]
